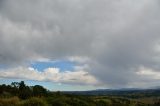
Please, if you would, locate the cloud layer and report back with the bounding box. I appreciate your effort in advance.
[0,0,160,88]
[0,66,98,85]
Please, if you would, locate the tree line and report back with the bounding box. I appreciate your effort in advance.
[0,81,48,99]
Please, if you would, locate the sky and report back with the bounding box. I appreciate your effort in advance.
[0,0,160,91]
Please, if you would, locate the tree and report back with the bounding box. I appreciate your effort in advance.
[33,85,47,97]
[18,81,32,99]
[11,82,19,88]
[19,81,26,91]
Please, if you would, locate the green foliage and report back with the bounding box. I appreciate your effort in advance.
[33,85,47,97]
[20,97,48,106]
[19,86,32,99]
[19,81,26,91]
[18,81,32,99]
[95,100,111,106]
[49,98,69,106]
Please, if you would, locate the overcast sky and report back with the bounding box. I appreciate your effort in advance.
[0,0,160,90]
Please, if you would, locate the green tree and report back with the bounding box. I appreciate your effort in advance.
[11,82,19,88]
[33,85,47,97]
[18,81,32,99]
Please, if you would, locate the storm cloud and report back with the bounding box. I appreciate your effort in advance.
[0,0,160,88]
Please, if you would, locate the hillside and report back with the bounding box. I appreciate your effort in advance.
[1,81,160,106]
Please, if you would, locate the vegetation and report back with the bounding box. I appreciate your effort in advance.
[0,81,160,106]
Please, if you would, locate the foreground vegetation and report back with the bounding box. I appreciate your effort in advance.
[1,81,160,106]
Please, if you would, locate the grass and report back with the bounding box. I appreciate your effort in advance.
[0,96,20,106]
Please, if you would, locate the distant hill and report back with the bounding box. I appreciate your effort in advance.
[63,88,160,98]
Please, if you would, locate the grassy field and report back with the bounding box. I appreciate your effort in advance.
[1,94,160,106]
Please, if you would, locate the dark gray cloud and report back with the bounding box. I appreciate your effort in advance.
[0,0,160,88]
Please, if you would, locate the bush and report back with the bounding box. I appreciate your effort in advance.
[0,91,12,98]
[49,99,69,106]
[46,96,69,106]
[33,85,47,97]
[0,96,20,106]
[20,97,48,106]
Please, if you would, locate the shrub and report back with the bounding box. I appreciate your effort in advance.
[20,97,48,106]
[46,97,69,106]
[0,96,20,106]
[49,99,69,106]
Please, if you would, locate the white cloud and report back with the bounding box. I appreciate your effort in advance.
[136,66,160,80]
[0,66,98,85]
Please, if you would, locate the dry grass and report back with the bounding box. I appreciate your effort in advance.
[0,96,20,106]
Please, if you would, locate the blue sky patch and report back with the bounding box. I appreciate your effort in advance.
[0,64,9,70]
[30,60,76,72]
